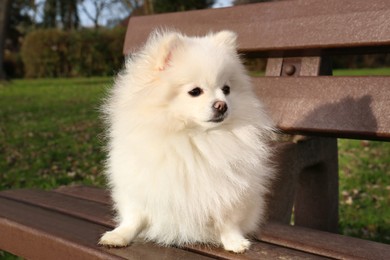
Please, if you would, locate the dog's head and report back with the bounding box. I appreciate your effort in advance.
[131,30,255,131]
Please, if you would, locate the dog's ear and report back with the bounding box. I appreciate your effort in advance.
[213,31,237,50]
[152,31,183,71]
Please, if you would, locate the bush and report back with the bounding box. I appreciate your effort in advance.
[68,28,125,77]
[21,28,126,78]
[332,54,390,69]
[21,29,70,78]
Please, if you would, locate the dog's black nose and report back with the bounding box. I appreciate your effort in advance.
[213,101,228,115]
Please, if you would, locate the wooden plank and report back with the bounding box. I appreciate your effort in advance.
[105,245,213,260]
[0,189,114,227]
[254,76,390,140]
[123,0,390,56]
[55,185,111,204]
[0,197,121,260]
[0,196,213,260]
[1,188,326,259]
[184,243,328,260]
[260,222,390,260]
[57,186,390,259]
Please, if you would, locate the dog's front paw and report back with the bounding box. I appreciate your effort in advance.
[99,230,130,247]
[221,234,251,253]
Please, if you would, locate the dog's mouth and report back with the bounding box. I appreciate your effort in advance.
[208,115,226,123]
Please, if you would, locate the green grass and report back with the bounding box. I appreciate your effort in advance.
[0,77,111,190]
[338,139,390,243]
[0,68,389,259]
[334,67,390,76]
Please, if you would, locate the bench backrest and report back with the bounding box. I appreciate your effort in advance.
[123,0,390,141]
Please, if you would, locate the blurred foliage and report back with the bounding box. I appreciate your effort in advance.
[21,29,69,77]
[20,27,126,78]
[42,0,79,30]
[7,0,35,41]
[234,0,281,4]
[332,54,390,70]
[153,0,214,13]
[5,0,390,79]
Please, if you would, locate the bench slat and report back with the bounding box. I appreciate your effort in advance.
[124,0,390,56]
[55,185,111,205]
[261,222,390,260]
[0,188,328,259]
[0,196,213,260]
[59,186,389,259]
[4,186,389,259]
[254,76,390,140]
[183,243,327,260]
[0,197,121,260]
[0,189,114,227]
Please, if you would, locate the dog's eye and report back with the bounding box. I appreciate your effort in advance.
[188,87,203,97]
[222,85,230,95]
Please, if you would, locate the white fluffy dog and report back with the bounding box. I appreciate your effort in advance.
[99,30,275,253]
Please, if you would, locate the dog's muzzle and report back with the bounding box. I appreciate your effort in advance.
[209,101,228,123]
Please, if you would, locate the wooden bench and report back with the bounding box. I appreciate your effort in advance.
[1,0,390,259]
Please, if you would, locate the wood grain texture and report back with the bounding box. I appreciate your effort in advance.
[2,186,389,259]
[0,187,328,259]
[0,197,122,260]
[62,186,390,259]
[0,195,213,260]
[0,189,114,227]
[56,185,111,204]
[261,222,390,260]
[123,0,390,56]
[254,76,390,140]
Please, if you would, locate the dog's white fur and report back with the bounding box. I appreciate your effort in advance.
[99,30,275,253]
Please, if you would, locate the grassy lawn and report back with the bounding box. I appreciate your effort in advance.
[338,139,390,243]
[0,77,111,190]
[333,67,390,76]
[0,68,389,259]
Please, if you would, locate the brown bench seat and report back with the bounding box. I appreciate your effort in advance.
[1,185,389,259]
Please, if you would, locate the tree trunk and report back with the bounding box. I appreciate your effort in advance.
[0,0,12,80]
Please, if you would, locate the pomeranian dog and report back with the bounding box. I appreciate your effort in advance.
[99,30,275,253]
